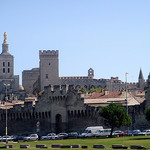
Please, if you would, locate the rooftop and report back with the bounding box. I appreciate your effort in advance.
[84,91,143,107]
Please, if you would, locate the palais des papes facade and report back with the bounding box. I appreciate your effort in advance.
[0,32,149,135]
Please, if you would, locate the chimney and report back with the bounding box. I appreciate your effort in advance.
[104,91,109,95]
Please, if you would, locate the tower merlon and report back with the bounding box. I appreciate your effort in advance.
[39,50,59,56]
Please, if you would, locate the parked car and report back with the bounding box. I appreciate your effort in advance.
[41,133,58,140]
[0,136,3,142]
[18,134,28,140]
[123,130,133,136]
[112,130,124,136]
[57,133,68,139]
[23,134,38,141]
[93,129,111,137]
[11,135,19,141]
[132,130,141,135]
[1,135,14,142]
[139,129,150,135]
[68,132,78,138]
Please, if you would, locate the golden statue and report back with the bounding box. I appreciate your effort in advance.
[4,32,7,43]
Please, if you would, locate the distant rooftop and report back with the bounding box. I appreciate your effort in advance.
[84,91,142,107]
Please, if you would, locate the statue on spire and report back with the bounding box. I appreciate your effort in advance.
[4,32,7,43]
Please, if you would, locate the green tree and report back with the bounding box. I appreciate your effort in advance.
[88,87,108,94]
[103,87,108,91]
[96,88,102,92]
[88,88,96,94]
[144,106,150,121]
[99,103,132,137]
[78,87,86,94]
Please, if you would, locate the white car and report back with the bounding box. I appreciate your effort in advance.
[23,134,38,141]
[93,129,111,137]
[139,129,150,135]
[112,130,123,135]
[1,135,13,142]
[41,133,58,140]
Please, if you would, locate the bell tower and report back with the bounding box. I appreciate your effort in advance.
[88,68,94,79]
[0,32,14,78]
[0,32,20,100]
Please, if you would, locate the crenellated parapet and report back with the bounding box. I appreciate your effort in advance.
[39,50,58,57]
[68,107,98,118]
[39,84,80,104]
[60,76,89,79]
[37,84,86,113]
[0,101,51,122]
[43,84,77,95]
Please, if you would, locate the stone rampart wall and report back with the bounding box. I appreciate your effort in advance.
[0,85,149,135]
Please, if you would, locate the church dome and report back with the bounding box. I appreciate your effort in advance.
[19,85,24,91]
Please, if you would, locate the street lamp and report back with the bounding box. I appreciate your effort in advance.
[125,72,128,114]
[4,83,10,144]
[125,72,129,135]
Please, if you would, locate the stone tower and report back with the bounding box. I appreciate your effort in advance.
[138,68,145,90]
[39,50,59,91]
[0,32,20,100]
[88,68,94,79]
[145,73,150,108]
[0,32,14,78]
[138,69,145,90]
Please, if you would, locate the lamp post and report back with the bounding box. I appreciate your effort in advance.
[125,72,128,114]
[125,72,129,135]
[4,83,10,144]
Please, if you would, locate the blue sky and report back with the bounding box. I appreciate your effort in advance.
[0,0,150,84]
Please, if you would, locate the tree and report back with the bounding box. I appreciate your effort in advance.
[78,87,86,94]
[144,106,150,121]
[88,88,96,94]
[99,103,132,137]
[88,88,108,94]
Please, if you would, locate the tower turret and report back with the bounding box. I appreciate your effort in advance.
[2,32,10,54]
[138,68,145,90]
[88,68,94,79]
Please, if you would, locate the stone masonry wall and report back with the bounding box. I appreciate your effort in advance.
[0,84,150,136]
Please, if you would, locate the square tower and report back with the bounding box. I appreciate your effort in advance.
[39,50,59,91]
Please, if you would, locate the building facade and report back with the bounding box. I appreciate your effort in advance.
[22,68,39,95]
[23,50,145,95]
[0,32,25,101]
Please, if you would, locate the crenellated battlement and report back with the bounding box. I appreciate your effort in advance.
[128,82,137,85]
[38,84,84,103]
[44,84,77,95]
[39,50,59,56]
[60,76,89,79]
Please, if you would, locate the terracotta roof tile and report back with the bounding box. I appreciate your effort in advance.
[87,91,122,99]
